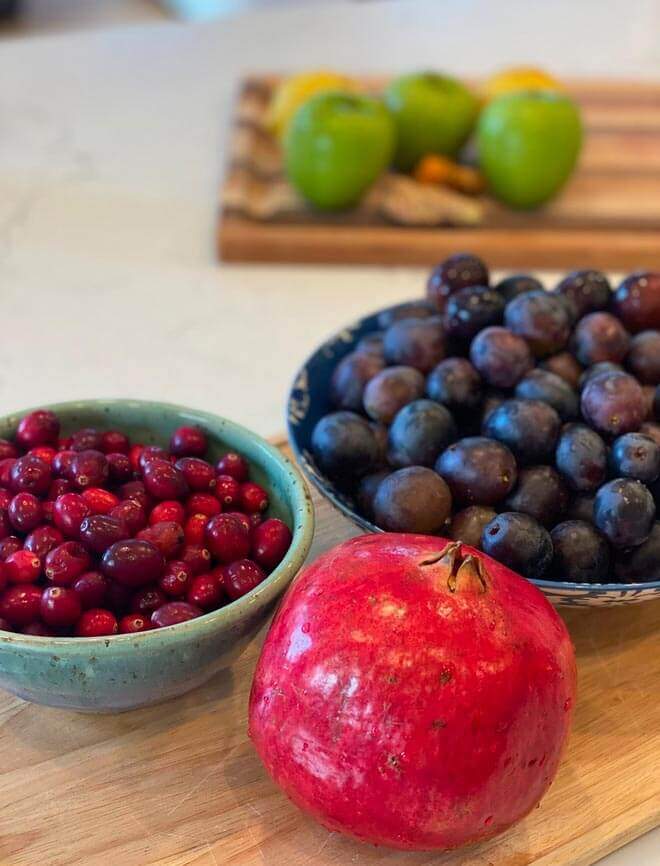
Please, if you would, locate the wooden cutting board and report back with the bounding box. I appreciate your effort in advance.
[218,77,660,269]
[1,443,659,866]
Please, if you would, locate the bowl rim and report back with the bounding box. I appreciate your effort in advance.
[0,398,315,648]
[286,302,660,596]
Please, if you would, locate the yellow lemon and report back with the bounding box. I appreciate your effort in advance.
[482,67,563,101]
[267,70,360,139]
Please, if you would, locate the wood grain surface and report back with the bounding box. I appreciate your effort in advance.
[218,78,660,269]
[1,444,659,866]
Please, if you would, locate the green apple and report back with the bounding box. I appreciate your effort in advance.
[384,72,479,172]
[284,91,395,210]
[477,91,582,209]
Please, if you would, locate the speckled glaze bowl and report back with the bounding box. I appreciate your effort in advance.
[287,302,660,609]
[0,400,314,712]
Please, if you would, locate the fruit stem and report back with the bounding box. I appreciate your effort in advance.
[420,542,488,594]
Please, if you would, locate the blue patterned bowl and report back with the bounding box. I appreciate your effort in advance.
[287,302,660,608]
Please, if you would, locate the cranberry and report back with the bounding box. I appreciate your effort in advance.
[158,560,192,597]
[10,455,51,496]
[0,562,7,592]
[40,586,82,628]
[48,478,73,500]
[0,458,16,487]
[215,475,240,508]
[16,409,60,449]
[0,439,18,460]
[52,450,76,477]
[44,542,91,586]
[24,525,64,559]
[239,482,269,514]
[53,492,91,538]
[0,490,11,510]
[131,587,166,615]
[5,550,41,584]
[106,580,132,615]
[110,499,147,534]
[101,539,165,588]
[224,511,251,533]
[185,493,221,518]
[0,507,11,540]
[118,480,150,510]
[136,521,184,559]
[70,427,103,452]
[223,559,266,600]
[79,514,127,554]
[57,436,72,450]
[75,608,118,637]
[149,500,186,526]
[143,459,188,501]
[138,445,169,474]
[0,536,22,561]
[0,584,42,626]
[41,501,54,523]
[119,613,151,634]
[248,513,262,529]
[128,443,145,473]
[151,601,202,628]
[187,573,224,610]
[251,518,293,571]
[28,446,57,466]
[215,452,249,482]
[22,621,57,636]
[180,544,212,575]
[0,616,12,631]
[184,513,208,546]
[81,487,119,515]
[72,571,108,609]
[106,452,132,484]
[100,429,130,455]
[170,425,207,458]
[70,449,108,489]
[205,513,250,563]
[7,492,42,533]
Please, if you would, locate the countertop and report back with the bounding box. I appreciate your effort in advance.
[0,1,658,862]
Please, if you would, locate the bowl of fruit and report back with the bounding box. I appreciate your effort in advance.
[0,400,314,711]
[288,254,660,606]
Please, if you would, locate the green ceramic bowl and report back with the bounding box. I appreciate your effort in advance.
[0,400,314,712]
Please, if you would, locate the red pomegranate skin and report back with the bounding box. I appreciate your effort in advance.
[249,534,576,851]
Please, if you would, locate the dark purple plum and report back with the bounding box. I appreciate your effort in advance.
[614,522,660,582]
[435,437,517,506]
[377,300,436,330]
[494,274,544,303]
[642,386,656,420]
[355,332,385,358]
[656,386,660,421]
[481,512,553,579]
[581,370,646,437]
[612,271,660,333]
[369,423,388,464]
[504,290,571,357]
[383,316,445,373]
[330,350,385,411]
[444,286,504,341]
[483,398,561,464]
[555,423,607,493]
[481,391,507,426]
[355,469,391,520]
[515,369,578,420]
[311,412,380,483]
[610,433,660,483]
[448,506,497,549]
[373,467,452,533]
[567,496,595,523]
[640,422,660,447]
[363,366,425,424]
[504,465,570,527]
[572,312,630,366]
[426,357,482,414]
[626,330,660,385]
[578,361,622,390]
[469,326,533,388]
[387,400,456,468]
[426,252,489,311]
[594,478,655,548]
[550,521,610,583]
[540,351,583,389]
[553,269,611,318]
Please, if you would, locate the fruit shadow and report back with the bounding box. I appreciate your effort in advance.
[560,597,660,658]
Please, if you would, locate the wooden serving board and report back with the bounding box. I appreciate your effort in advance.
[1,443,659,866]
[219,77,660,269]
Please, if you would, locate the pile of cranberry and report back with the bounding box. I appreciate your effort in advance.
[0,411,293,637]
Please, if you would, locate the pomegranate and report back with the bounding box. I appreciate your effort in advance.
[249,534,576,852]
